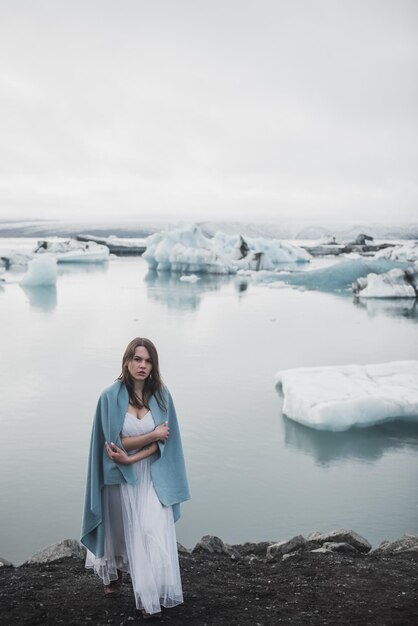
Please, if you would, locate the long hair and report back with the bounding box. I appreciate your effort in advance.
[118,337,165,411]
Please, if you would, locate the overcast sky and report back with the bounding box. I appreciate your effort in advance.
[0,0,417,224]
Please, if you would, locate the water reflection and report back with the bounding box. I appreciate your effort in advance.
[20,285,57,311]
[235,278,249,297]
[283,415,418,466]
[144,270,232,310]
[354,297,418,322]
[57,263,109,276]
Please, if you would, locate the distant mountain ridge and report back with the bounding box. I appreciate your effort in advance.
[0,219,417,241]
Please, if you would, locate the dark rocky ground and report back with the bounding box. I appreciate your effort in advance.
[1,547,417,626]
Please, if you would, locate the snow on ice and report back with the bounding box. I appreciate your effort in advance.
[275,361,418,431]
[143,224,310,274]
[375,241,418,263]
[352,263,418,298]
[34,239,110,263]
[20,256,58,287]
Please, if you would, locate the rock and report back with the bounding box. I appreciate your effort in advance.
[311,547,333,554]
[192,535,240,559]
[373,534,418,554]
[0,557,14,567]
[177,542,191,555]
[267,535,307,561]
[25,539,86,564]
[282,552,300,561]
[322,542,359,554]
[231,541,273,557]
[311,543,358,555]
[306,530,371,554]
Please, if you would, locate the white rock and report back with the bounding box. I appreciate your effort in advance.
[374,534,418,554]
[267,535,307,560]
[308,530,371,553]
[25,539,86,564]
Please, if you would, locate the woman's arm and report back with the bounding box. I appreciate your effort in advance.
[121,422,169,452]
[105,441,158,465]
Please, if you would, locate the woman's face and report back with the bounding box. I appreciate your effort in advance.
[127,346,153,383]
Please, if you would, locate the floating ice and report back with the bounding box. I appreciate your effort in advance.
[144,225,236,274]
[375,241,418,262]
[77,234,146,255]
[34,239,109,263]
[0,250,33,268]
[352,264,418,298]
[262,258,408,292]
[143,224,310,274]
[212,231,311,269]
[275,361,418,431]
[20,256,58,286]
[179,274,200,283]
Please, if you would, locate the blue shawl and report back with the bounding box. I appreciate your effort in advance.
[81,380,190,558]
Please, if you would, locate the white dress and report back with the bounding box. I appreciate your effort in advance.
[86,411,183,615]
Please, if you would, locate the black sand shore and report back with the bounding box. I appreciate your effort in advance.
[1,545,417,625]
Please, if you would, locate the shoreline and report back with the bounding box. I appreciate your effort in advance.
[1,532,417,625]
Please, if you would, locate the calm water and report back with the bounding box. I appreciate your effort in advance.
[1,245,418,564]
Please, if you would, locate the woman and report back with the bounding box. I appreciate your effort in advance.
[81,337,190,619]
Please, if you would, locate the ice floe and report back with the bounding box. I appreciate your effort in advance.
[179,274,200,283]
[375,241,418,262]
[1,238,110,268]
[20,256,58,287]
[143,224,310,274]
[0,250,33,268]
[275,361,418,431]
[34,239,110,263]
[352,264,418,298]
[261,258,408,292]
[75,234,146,255]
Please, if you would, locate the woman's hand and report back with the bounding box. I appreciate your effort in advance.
[105,441,131,465]
[154,421,170,443]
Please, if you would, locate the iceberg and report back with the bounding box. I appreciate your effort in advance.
[0,250,33,269]
[212,231,311,268]
[275,361,418,431]
[143,225,236,274]
[1,238,110,268]
[143,224,310,274]
[20,256,58,287]
[76,234,147,255]
[263,258,408,292]
[375,241,418,263]
[352,264,418,299]
[34,239,110,263]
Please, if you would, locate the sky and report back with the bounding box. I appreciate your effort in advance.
[0,0,417,224]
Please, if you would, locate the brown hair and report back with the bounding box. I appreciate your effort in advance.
[118,337,165,410]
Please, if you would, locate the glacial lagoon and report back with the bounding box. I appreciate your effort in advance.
[0,246,417,564]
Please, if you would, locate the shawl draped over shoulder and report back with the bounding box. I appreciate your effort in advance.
[81,380,190,558]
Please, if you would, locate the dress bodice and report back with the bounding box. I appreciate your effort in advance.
[122,411,155,437]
